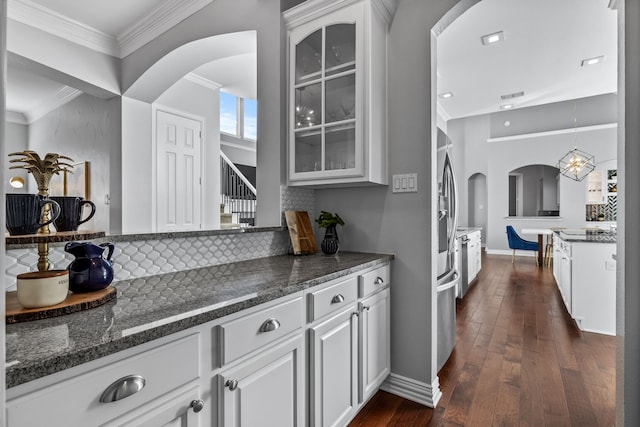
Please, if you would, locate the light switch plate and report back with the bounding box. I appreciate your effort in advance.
[392,173,418,193]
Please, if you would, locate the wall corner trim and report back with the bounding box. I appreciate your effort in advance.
[380,373,442,408]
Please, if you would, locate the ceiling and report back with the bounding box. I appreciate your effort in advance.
[5,0,618,123]
[437,0,618,120]
[5,0,256,123]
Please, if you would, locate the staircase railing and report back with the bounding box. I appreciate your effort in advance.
[220,152,257,226]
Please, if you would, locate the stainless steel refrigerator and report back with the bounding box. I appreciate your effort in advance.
[436,150,459,372]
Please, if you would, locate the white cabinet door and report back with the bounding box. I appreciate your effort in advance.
[309,306,358,427]
[560,248,572,313]
[284,0,394,187]
[358,288,390,403]
[104,385,202,427]
[553,235,562,286]
[218,335,304,427]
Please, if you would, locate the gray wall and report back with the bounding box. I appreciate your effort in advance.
[120,0,283,228]
[4,121,27,194]
[447,99,617,252]
[27,93,121,232]
[620,1,639,425]
[316,0,459,388]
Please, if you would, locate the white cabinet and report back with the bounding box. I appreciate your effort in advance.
[358,288,390,402]
[587,170,606,204]
[104,385,202,427]
[218,335,305,427]
[309,306,359,427]
[308,264,390,426]
[552,234,616,335]
[6,334,202,427]
[466,230,481,283]
[284,0,396,187]
[8,261,392,427]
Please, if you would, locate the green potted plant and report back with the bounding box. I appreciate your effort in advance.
[315,211,344,255]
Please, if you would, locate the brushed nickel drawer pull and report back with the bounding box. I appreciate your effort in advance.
[100,374,146,403]
[225,379,238,391]
[374,277,384,286]
[259,318,281,333]
[331,294,345,304]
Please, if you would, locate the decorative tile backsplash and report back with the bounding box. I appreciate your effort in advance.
[5,186,316,291]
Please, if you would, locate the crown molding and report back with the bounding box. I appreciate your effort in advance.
[5,111,28,125]
[118,0,213,58]
[8,0,119,56]
[184,72,223,91]
[8,0,213,59]
[284,0,398,28]
[27,86,83,124]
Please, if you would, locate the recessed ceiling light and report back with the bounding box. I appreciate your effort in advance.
[481,31,504,46]
[500,104,514,110]
[439,92,454,99]
[581,55,605,66]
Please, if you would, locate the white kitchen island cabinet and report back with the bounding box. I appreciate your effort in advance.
[552,231,616,335]
[284,0,396,187]
[6,254,392,427]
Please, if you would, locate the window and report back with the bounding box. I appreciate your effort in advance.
[220,91,257,141]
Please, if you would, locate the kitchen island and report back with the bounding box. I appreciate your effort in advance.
[6,251,393,426]
[552,230,616,335]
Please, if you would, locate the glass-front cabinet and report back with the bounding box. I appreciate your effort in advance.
[284,0,397,186]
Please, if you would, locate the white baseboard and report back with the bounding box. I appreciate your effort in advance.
[380,373,442,408]
[485,248,536,257]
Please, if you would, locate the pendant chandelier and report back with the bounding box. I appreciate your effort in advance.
[557,102,595,181]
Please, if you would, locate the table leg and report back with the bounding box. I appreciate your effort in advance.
[537,234,543,266]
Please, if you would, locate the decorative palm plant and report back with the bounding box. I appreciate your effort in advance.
[8,150,74,195]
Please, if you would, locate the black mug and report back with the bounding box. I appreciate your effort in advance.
[6,194,61,236]
[50,196,97,232]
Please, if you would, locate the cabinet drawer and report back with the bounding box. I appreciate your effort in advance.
[308,276,357,322]
[219,296,303,365]
[358,265,390,297]
[7,334,200,427]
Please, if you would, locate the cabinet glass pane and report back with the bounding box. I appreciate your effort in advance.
[295,83,321,129]
[325,74,355,124]
[295,130,322,173]
[325,125,356,170]
[296,29,322,84]
[325,24,356,77]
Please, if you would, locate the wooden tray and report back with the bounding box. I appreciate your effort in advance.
[6,286,117,324]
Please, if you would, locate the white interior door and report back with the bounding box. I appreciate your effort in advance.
[156,110,202,232]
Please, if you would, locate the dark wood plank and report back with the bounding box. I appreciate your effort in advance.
[349,253,616,427]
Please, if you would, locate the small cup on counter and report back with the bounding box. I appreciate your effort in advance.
[16,270,69,308]
[6,193,61,236]
[50,196,96,232]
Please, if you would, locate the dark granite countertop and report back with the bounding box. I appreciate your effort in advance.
[556,229,617,243]
[5,251,393,389]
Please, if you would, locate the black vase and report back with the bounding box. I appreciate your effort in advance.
[321,226,340,255]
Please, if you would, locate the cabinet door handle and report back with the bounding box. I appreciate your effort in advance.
[225,379,239,391]
[259,318,280,333]
[331,294,345,304]
[190,399,205,413]
[100,374,146,403]
[374,277,384,286]
[352,311,360,318]
[362,305,371,312]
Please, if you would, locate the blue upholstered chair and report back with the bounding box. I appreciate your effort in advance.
[506,226,538,265]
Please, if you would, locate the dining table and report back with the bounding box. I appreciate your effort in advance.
[521,228,553,266]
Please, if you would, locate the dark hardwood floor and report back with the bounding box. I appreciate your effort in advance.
[349,253,616,426]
